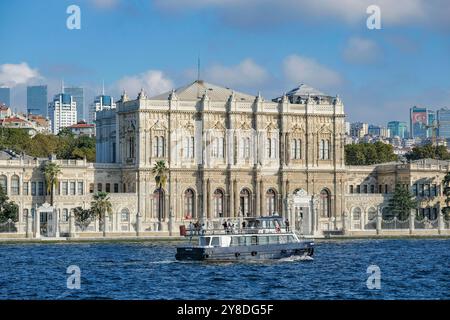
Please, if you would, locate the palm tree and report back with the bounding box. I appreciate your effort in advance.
[91,191,113,236]
[41,162,61,206]
[152,160,168,223]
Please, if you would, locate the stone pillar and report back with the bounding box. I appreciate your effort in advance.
[34,206,40,239]
[260,180,264,216]
[233,180,238,218]
[255,178,260,217]
[68,210,76,238]
[202,178,207,223]
[409,209,415,235]
[342,211,347,235]
[26,211,33,239]
[54,208,60,238]
[376,208,382,235]
[438,206,444,235]
[136,212,141,236]
[207,179,211,219]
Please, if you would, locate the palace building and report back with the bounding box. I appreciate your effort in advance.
[0,80,449,238]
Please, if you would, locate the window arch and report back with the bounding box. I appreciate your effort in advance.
[352,207,362,230]
[320,189,331,218]
[184,189,195,219]
[11,175,19,195]
[153,135,165,157]
[266,189,277,215]
[291,139,301,159]
[319,139,330,160]
[213,189,224,218]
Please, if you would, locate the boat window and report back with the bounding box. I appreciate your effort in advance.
[259,236,269,245]
[211,237,220,247]
[221,236,231,247]
[251,236,258,245]
[245,236,252,246]
[230,237,239,246]
[287,235,295,243]
[199,237,211,246]
[268,236,279,244]
[279,236,287,244]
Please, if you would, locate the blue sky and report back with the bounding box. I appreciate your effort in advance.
[0,0,449,123]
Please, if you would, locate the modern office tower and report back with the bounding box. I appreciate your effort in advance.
[410,106,429,138]
[64,86,84,121]
[0,87,10,106]
[48,93,77,134]
[89,94,116,124]
[350,122,368,138]
[428,110,436,137]
[387,121,408,139]
[437,108,450,139]
[27,85,48,116]
[368,124,381,136]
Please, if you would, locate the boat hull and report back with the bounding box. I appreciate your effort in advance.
[175,241,314,261]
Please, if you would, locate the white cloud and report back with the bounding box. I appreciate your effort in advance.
[115,70,174,98]
[204,59,269,88]
[0,62,41,87]
[343,37,381,64]
[154,0,444,28]
[282,55,343,89]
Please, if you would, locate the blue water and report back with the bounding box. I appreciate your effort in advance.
[0,239,448,300]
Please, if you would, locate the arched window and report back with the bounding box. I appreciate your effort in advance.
[184,189,195,219]
[128,136,135,158]
[240,137,251,159]
[291,139,301,159]
[319,139,330,160]
[158,136,165,157]
[320,189,331,218]
[352,207,362,230]
[11,175,19,195]
[121,208,130,222]
[240,189,251,217]
[213,189,224,217]
[266,189,277,215]
[0,175,7,193]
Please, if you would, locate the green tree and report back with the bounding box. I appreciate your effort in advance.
[0,185,19,225]
[73,207,96,231]
[345,142,398,165]
[441,172,450,220]
[41,161,61,206]
[406,143,450,161]
[91,192,113,236]
[387,184,418,220]
[152,160,168,221]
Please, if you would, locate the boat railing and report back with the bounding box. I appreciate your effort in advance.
[184,226,292,236]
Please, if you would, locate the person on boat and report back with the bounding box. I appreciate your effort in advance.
[285,219,290,232]
[222,221,228,232]
[242,221,246,230]
[200,223,205,235]
[275,220,281,233]
[188,221,194,240]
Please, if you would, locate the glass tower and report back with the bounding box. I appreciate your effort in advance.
[64,87,84,122]
[0,87,10,106]
[27,85,48,116]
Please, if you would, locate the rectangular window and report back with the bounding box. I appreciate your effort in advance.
[89,183,94,193]
[413,184,418,196]
[349,185,354,194]
[364,185,368,193]
[38,182,44,196]
[420,184,424,197]
[356,185,361,193]
[106,183,111,193]
[31,182,36,196]
[11,178,19,195]
[385,184,388,194]
[370,185,375,194]
[62,209,68,222]
[62,181,68,195]
[77,182,84,195]
[114,183,119,193]
[97,183,102,192]
[70,182,76,195]
[23,182,29,195]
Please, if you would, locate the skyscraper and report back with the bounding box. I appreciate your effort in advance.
[387,121,408,138]
[410,106,429,138]
[89,94,116,124]
[27,85,48,116]
[49,93,77,134]
[64,86,84,121]
[437,108,450,139]
[0,87,10,106]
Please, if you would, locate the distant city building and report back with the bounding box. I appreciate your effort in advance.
[437,108,450,139]
[0,87,10,106]
[428,110,436,137]
[402,138,415,148]
[410,106,429,139]
[27,85,48,116]
[344,121,350,135]
[68,121,95,137]
[64,86,84,122]
[48,93,77,134]
[368,125,390,137]
[89,94,116,124]
[387,121,408,139]
[350,122,368,138]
